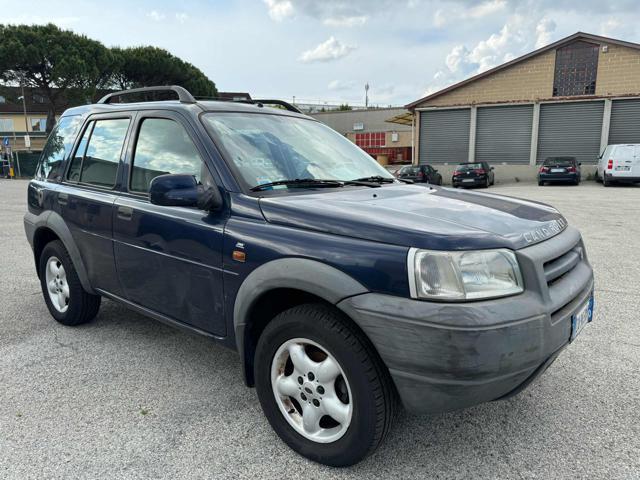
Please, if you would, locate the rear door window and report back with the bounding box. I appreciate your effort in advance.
[456,163,481,171]
[67,118,130,188]
[36,116,83,180]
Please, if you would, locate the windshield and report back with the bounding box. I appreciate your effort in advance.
[456,163,482,171]
[202,112,394,190]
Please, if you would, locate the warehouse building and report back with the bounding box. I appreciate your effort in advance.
[405,32,640,182]
[312,107,412,165]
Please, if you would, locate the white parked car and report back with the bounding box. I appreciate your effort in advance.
[597,144,640,186]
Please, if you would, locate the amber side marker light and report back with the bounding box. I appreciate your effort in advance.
[232,250,246,262]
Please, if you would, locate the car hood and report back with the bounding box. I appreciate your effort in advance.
[258,185,568,251]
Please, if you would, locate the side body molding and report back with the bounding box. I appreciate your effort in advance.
[233,258,368,372]
[25,210,96,294]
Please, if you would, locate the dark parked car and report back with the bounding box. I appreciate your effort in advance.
[452,162,495,188]
[24,86,594,467]
[396,165,442,185]
[538,157,581,186]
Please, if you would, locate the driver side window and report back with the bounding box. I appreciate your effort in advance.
[130,118,204,193]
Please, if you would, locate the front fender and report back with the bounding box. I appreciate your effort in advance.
[233,257,368,381]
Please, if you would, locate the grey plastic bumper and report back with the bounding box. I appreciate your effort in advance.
[338,228,594,414]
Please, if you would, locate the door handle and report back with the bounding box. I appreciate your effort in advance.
[117,205,133,220]
[58,193,68,206]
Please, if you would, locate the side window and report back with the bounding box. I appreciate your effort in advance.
[36,116,83,180]
[130,118,203,193]
[67,118,130,187]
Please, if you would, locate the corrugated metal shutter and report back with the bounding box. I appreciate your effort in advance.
[609,99,640,145]
[537,101,604,164]
[419,109,470,164]
[476,105,533,164]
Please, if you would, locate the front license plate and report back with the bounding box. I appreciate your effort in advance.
[571,296,594,342]
[462,178,474,183]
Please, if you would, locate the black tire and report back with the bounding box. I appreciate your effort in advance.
[483,178,490,188]
[39,240,101,326]
[437,177,443,186]
[254,303,396,467]
[538,180,544,186]
[603,174,612,187]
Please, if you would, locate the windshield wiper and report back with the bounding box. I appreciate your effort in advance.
[250,178,345,191]
[350,175,395,184]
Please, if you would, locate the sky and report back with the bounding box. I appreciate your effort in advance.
[1,0,639,107]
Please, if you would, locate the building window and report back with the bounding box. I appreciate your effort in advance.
[30,118,47,132]
[32,93,46,104]
[0,96,6,104]
[553,41,599,97]
[355,132,385,148]
[0,118,14,132]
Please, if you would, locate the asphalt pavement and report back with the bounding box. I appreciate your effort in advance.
[0,179,638,479]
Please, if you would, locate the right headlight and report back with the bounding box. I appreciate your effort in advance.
[407,248,524,301]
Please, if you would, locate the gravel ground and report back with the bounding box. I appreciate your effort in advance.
[1,179,639,479]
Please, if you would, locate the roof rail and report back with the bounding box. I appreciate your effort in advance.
[252,99,302,114]
[97,86,197,105]
[195,96,302,114]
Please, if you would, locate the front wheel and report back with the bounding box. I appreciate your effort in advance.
[254,304,396,467]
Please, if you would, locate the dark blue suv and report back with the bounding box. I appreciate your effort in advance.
[24,86,595,467]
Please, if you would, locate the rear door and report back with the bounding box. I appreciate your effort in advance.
[112,110,227,336]
[612,145,635,178]
[61,113,133,295]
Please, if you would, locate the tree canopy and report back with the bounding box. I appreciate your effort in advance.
[0,23,217,131]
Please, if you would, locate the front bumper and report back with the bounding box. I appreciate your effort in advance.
[338,227,594,414]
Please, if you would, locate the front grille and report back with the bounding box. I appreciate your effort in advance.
[543,245,582,286]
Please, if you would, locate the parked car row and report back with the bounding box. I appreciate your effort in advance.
[395,144,640,189]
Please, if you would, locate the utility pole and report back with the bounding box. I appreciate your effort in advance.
[365,83,370,109]
[20,83,30,152]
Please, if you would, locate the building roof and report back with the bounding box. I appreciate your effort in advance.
[312,107,412,134]
[406,32,640,110]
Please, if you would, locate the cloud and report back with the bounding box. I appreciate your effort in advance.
[264,0,294,21]
[433,0,507,27]
[426,13,561,97]
[147,10,165,21]
[299,37,356,63]
[323,15,367,27]
[175,13,189,24]
[328,80,357,90]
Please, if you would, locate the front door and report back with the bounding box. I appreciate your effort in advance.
[112,112,227,336]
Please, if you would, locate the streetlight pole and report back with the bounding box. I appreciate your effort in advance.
[20,83,30,152]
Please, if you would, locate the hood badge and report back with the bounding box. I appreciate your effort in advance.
[523,217,567,244]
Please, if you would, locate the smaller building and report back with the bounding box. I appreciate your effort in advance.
[0,87,58,152]
[312,107,412,165]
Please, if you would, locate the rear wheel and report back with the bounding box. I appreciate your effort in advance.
[538,180,544,186]
[603,173,613,187]
[254,304,396,467]
[39,240,101,326]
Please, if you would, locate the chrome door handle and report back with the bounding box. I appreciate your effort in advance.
[117,205,133,220]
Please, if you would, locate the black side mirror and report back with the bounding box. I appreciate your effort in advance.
[149,174,222,211]
[490,167,495,170]
[578,162,582,166]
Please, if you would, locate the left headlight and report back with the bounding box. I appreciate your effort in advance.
[407,248,524,301]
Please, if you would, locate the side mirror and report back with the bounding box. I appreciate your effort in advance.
[490,167,495,170]
[149,174,222,211]
[578,162,582,166]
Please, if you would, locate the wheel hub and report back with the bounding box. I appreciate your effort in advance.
[271,338,353,443]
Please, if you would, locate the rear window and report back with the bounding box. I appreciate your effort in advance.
[66,118,130,188]
[399,166,419,174]
[544,157,575,167]
[455,163,482,171]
